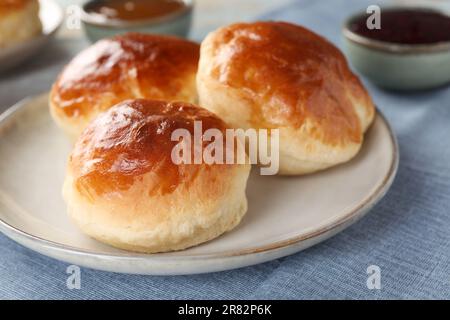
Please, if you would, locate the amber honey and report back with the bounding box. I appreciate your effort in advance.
[85,0,187,21]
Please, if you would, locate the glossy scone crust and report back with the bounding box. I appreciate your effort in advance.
[0,0,42,48]
[50,33,200,139]
[197,21,375,175]
[63,99,250,253]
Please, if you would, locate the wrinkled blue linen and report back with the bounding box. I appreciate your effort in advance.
[0,0,449,299]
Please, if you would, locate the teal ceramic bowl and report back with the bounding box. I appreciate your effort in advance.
[342,8,450,91]
[81,0,193,42]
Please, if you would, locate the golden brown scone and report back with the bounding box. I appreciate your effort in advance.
[50,33,200,139]
[63,99,250,253]
[0,0,42,48]
[197,21,375,175]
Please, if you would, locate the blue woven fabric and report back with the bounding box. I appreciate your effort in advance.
[0,0,449,299]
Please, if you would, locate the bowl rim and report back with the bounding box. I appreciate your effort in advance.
[342,6,450,54]
[80,0,194,28]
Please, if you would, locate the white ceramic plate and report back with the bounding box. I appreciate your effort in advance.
[0,0,63,73]
[0,93,398,275]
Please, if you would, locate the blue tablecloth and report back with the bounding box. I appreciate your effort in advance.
[0,0,449,299]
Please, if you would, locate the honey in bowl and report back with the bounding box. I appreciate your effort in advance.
[85,0,188,22]
[348,8,450,45]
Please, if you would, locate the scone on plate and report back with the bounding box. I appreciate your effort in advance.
[0,0,42,48]
[197,21,375,175]
[63,99,250,253]
[50,32,200,140]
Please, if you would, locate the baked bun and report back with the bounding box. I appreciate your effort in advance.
[0,0,42,48]
[50,33,200,139]
[197,21,375,175]
[63,99,250,253]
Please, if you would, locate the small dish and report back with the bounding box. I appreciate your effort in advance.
[0,93,398,275]
[342,7,450,91]
[0,0,63,73]
[81,0,194,42]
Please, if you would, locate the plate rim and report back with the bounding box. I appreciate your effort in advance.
[0,93,399,263]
